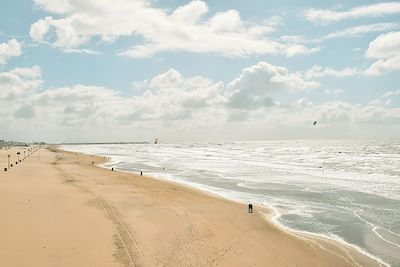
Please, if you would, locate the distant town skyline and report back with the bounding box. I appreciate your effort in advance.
[1,0,399,142]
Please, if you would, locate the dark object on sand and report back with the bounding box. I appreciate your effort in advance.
[4,168,7,171]
[140,171,143,176]
[313,121,317,126]
[248,203,253,213]
[92,161,94,164]
[111,167,114,171]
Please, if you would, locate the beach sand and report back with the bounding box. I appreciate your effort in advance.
[0,146,383,266]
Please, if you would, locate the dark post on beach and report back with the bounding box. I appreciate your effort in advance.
[248,203,253,213]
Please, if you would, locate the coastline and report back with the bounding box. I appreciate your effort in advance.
[62,146,386,266]
[90,148,392,267]
[99,160,390,267]
[1,146,385,266]
[97,154,390,267]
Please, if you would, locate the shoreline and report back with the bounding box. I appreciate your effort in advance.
[265,208,390,267]
[61,146,387,266]
[1,146,386,266]
[110,165,390,267]
[91,152,390,267]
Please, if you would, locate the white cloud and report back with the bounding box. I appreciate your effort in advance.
[0,66,43,129]
[283,45,320,57]
[324,89,344,95]
[293,98,313,108]
[0,66,42,100]
[171,1,208,24]
[322,22,400,41]
[226,62,320,109]
[30,0,316,58]
[149,69,184,89]
[10,66,42,79]
[305,2,400,24]
[0,39,22,65]
[29,17,52,42]
[365,31,400,75]
[2,63,399,141]
[60,48,101,55]
[34,0,73,14]
[304,65,359,79]
[382,89,400,99]
[14,105,36,119]
[381,89,400,106]
[309,101,400,125]
[356,105,400,124]
[366,31,400,58]
[366,56,400,76]
[314,101,352,123]
[30,16,90,49]
[282,22,400,46]
[38,85,119,126]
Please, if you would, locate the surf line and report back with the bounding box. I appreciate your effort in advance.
[385,228,400,238]
[353,210,400,249]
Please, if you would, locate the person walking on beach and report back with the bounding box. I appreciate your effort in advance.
[248,203,253,213]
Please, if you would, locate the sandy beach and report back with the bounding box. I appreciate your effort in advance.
[0,146,384,266]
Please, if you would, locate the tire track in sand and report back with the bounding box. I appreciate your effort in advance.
[99,198,147,267]
[52,157,147,267]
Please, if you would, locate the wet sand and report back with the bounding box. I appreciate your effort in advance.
[0,146,383,266]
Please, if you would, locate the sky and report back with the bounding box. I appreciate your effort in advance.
[0,0,399,143]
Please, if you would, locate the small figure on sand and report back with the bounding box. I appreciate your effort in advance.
[248,203,253,213]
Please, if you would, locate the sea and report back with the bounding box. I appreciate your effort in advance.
[62,140,400,266]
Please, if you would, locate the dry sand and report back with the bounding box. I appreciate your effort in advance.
[0,146,384,266]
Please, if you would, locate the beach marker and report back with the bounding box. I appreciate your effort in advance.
[248,203,253,213]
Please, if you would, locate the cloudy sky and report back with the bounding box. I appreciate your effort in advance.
[1,0,399,142]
